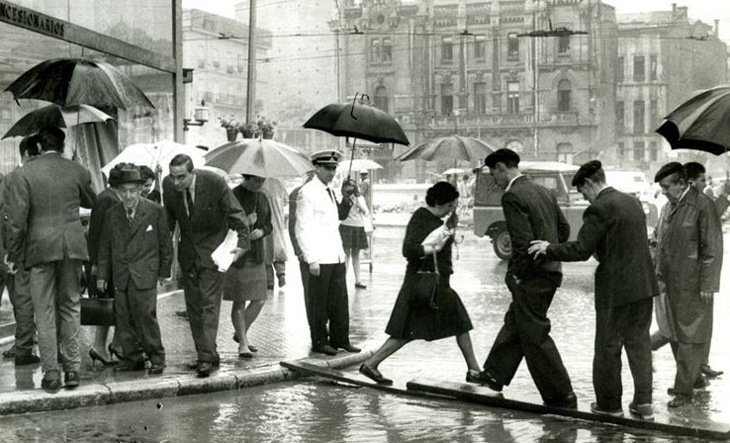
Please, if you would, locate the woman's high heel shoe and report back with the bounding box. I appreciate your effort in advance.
[89,348,117,367]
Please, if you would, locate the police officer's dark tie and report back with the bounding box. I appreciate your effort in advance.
[326,187,335,204]
[185,188,194,218]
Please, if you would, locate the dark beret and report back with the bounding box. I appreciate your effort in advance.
[571,160,602,187]
[654,162,684,183]
[484,148,520,168]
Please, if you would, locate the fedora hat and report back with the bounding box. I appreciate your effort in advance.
[117,168,145,185]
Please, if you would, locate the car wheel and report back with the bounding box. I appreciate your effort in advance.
[493,230,512,260]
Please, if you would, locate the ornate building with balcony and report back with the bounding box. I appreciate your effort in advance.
[335,0,618,177]
[615,5,727,171]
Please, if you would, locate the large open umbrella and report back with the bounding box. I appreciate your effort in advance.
[303,93,409,175]
[204,138,313,177]
[337,158,382,174]
[2,104,113,139]
[395,135,495,162]
[5,58,154,110]
[656,85,730,155]
[102,140,206,178]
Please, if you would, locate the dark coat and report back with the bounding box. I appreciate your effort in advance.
[7,153,96,267]
[658,187,723,343]
[87,188,121,265]
[97,199,173,290]
[162,169,250,272]
[546,187,659,310]
[231,185,272,264]
[503,176,569,285]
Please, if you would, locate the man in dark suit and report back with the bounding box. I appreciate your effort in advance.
[0,135,40,366]
[97,167,172,375]
[163,154,250,377]
[529,160,658,419]
[468,149,576,408]
[7,126,96,393]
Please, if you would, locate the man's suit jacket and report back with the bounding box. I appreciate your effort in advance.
[97,198,173,290]
[87,188,120,265]
[503,175,569,285]
[546,187,659,310]
[163,169,250,272]
[7,153,96,268]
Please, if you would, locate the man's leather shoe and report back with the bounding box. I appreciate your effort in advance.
[116,360,145,372]
[197,361,213,378]
[629,402,654,421]
[465,370,503,392]
[3,345,17,359]
[589,401,622,416]
[701,364,723,378]
[64,371,80,389]
[336,344,361,353]
[15,354,41,366]
[359,364,393,385]
[313,345,338,356]
[148,363,165,375]
[41,370,61,393]
[668,394,692,408]
[546,392,578,410]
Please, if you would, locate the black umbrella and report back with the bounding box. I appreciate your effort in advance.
[5,58,154,110]
[303,93,409,175]
[656,85,730,155]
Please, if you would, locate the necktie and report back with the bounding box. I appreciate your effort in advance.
[126,207,134,223]
[185,188,194,217]
[326,187,335,203]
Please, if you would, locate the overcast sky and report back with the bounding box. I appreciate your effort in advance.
[182,0,730,43]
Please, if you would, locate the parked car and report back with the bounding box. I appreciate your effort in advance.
[473,162,659,260]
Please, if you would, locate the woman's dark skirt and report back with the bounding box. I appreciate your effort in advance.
[339,224,369,250]
[385,273,473,341]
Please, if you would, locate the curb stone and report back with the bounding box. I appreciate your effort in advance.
[0,351,373,416]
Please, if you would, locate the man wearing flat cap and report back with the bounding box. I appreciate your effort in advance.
[529,160,658,419]
[296,149,360,355]
[651,162,722,408]
[468,148,576,409]
[97,167,172,375]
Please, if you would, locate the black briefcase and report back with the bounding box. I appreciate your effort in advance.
[80,298,115,326]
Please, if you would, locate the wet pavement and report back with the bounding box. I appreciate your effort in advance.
[0,225,729,441]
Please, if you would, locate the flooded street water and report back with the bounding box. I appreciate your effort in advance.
[1,226,729,442]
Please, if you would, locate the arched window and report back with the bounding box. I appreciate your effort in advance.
[558,79,571,112]
[374,85,389,113]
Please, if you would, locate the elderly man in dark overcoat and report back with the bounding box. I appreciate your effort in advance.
[529,160,658,420]
[654,162,723,408]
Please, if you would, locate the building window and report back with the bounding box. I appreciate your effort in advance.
[649,141,658,161]
[650,55,658,81]
[557,79,571,112]
[616,101,624,134]
[474,35,486,60]
[617,142,625,159]
[370,39,381,63]
[474,81,487,115]
[649,99,658,128]
[507,33,519,60]
[617,56,624,83]
[507,81,520,114]
[382,38,392,63]
[198,59,206,69]
[441,83,454,115]
[633,100,645,134]
[557,142,572,163]
[557,35,570,55]
[633,141,645,161]
[374,85,389,113]
[442,37,453,64]
[633,56,645,82]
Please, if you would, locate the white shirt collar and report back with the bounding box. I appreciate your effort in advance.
[678,185,690,203]
[505,174,524,192]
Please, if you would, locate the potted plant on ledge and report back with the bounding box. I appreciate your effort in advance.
[220,116,242,142]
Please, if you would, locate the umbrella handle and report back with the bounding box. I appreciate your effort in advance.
[350,93,359,120]
[348,139,357,177]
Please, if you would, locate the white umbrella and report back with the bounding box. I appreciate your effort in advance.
[337,158,383,174]
[101,140,207,178]
[442,167,469,176]
[204,138,313,178]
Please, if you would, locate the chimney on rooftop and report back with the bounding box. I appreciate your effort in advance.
[715,19,720,38]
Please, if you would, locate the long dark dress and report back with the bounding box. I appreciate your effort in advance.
[385,207,473,341]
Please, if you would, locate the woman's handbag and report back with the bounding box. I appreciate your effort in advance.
[80,297,115,326]
[408,253,439,310]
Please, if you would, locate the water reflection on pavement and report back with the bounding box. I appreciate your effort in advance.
[0,226,728,442]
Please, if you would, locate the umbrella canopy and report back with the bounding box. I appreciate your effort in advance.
[5,58,154,110]
[337,158,383,173]
[101,140,206,178]
[442,167,469,176]
[656,85,730,155]
[303,101,409,146]
[395,135,495,162]
[204,138,313,178]
[2,104,113,139]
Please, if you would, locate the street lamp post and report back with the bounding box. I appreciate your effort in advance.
[245,0,257,125]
